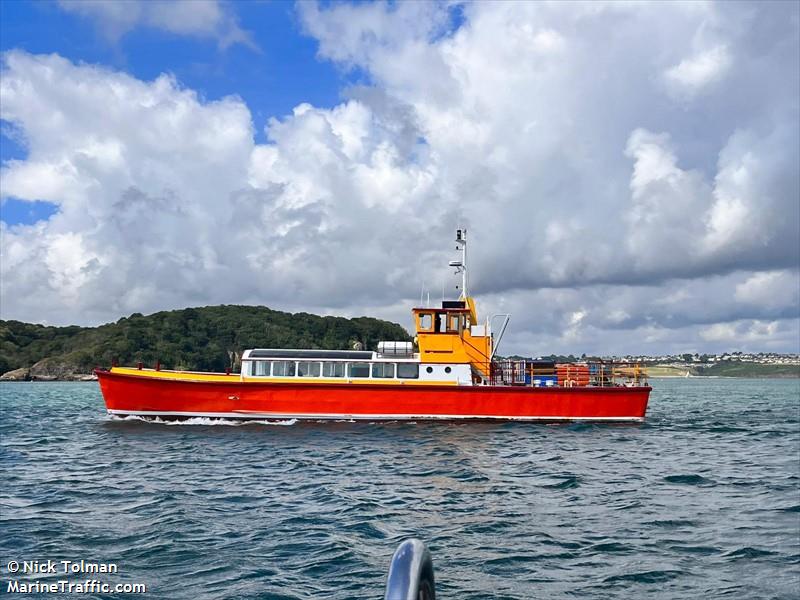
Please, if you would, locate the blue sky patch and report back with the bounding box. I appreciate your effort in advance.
[0,198,59,226]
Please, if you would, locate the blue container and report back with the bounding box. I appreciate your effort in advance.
[588,364,610,376]
[532,376,557,387]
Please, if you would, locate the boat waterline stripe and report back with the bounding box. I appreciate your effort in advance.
[107,409,644,422]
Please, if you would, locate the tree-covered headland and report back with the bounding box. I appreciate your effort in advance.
[0,305,411,378]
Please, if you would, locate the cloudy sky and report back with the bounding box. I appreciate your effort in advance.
[1,0,798,356]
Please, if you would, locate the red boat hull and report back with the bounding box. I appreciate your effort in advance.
[96,370,651,422]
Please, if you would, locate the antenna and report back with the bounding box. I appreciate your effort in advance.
[453,228,468,299]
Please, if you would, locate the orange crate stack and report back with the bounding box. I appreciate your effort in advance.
[556,364,590,387]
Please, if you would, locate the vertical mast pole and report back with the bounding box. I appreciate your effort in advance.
[462,229,468,298]
[455,228,468,299]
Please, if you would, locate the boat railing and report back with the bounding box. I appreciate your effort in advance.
[384,538,436,600]
[485,360,648,387]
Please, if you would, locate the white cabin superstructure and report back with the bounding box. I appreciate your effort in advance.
[240,348,473,385]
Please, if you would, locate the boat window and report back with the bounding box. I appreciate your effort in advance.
[349,362,370,378]
[449,314,463,332]
[437,313,448,333]
[371,362,395,378]
[322,362,345,377]
[297,361,320,377]
[418,313,432,331]
[254,361,270,377]
[272,360,296,377]
[241,361,252,376]
[397,363,419,379]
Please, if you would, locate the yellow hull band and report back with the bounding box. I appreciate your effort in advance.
[109,367,457,386]
[112,367,238,382]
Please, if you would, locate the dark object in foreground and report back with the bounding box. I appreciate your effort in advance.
[385,539,435,600]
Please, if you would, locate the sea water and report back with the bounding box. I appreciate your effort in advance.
[1,379,798,599]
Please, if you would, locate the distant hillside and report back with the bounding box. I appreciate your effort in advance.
[648,362,799,378]
[693,362,799,378]
[0,305,411,379]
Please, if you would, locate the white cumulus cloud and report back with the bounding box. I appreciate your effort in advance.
[57,0,256,49]
[663,45,732,98]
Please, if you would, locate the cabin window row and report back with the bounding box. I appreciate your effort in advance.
[247,361,420,379]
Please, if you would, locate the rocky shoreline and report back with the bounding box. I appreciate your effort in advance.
[0,363,97,382]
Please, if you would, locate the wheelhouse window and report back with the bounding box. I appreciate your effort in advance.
[254,361,270,377]
[348,362,370,378]
[397,363,419,379]
[371,362,395,378]
[297,362,320,377]
[272,360,296,377]
[322,362,345,378]
[417,312,433,331]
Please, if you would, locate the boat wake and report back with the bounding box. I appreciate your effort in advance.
[108,414,298,427]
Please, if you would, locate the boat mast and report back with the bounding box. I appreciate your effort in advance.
[451,228,468,299]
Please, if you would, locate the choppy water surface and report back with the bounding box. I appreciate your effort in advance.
[1,379,798,599]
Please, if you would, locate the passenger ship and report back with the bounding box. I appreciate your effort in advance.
[96,231,651,422]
